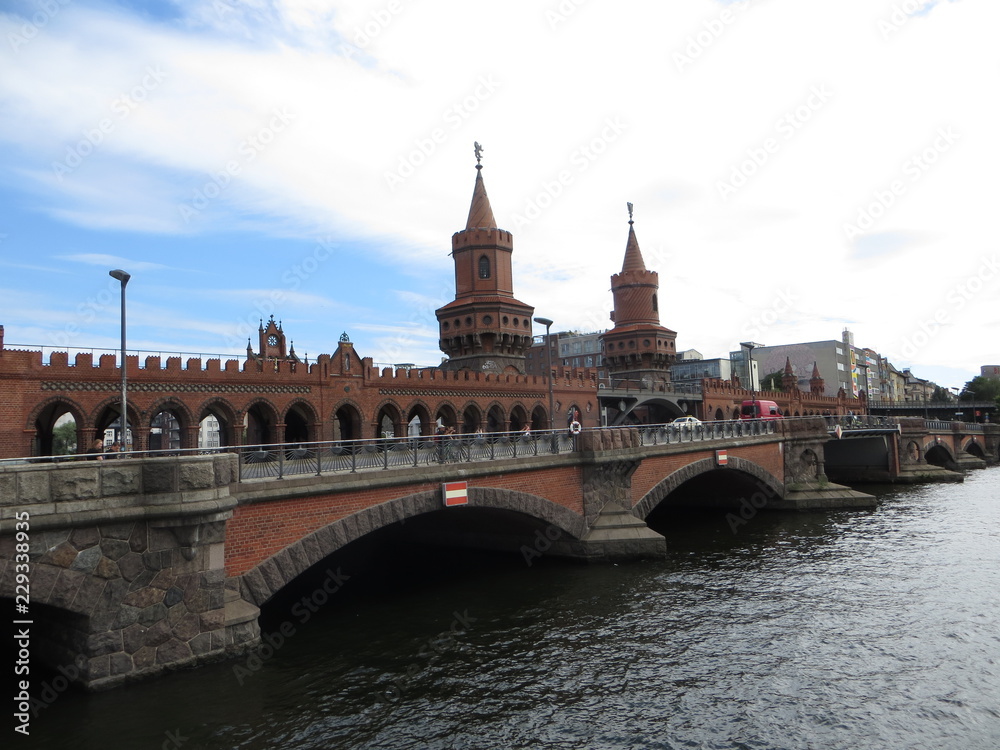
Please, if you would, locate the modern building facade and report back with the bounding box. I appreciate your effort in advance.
[671,357,732,384]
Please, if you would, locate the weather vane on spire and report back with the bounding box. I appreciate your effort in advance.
[474,141,484,166]
[627,202,634,224]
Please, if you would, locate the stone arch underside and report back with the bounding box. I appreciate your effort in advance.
[238,487,589,607]
[632,456,784,519]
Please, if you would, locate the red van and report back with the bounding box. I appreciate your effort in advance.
[739,399,784,420]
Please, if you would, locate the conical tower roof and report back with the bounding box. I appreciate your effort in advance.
[621,222,647,273]
[465,165,497,230]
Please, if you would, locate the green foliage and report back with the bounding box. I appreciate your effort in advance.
[930,386,951,403]
[760,371,784,391]
[52,422,77,455]
[960,376,1000,402]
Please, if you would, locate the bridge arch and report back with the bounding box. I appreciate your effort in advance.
[962,437,986,459]
[331,399,363,442]
[509,403,529,431]
[283,399,319,444]
[405,400,433,437]
[25,396,87,457]
[633,457,784,519]
[196,397,239,448]
[434,402,458,431]
[461,402,482,433]
[238,487,588,607]
[245,399,280,446]
[485,402,506,432]
[90,395,139,449]
[904,439,923,464]
[148,397,195,451]
[924,442,956,468]
[374,399,403,439]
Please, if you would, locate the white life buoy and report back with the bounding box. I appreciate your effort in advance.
[569,420,582,435]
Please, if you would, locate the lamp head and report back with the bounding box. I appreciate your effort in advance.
[533,317,553,328]
[109,269,131,285]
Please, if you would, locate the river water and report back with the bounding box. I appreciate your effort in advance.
[24,469,1000,749]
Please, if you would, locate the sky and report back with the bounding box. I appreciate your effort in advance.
[0,0,997,392]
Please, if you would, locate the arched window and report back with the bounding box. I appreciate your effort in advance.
[479,255,491,279]
[652,293,658,312]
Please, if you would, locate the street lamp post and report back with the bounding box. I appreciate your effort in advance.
[533,317,555,433]
[109,269,131,452]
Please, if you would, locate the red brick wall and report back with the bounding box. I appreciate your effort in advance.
[0,341,600,458]
[225,465,585,576]
[630,442,783,507]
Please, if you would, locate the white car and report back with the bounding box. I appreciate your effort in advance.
[671,416,701,425]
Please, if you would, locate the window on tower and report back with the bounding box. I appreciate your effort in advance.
[479,256,491,279]
[652,294,658,312]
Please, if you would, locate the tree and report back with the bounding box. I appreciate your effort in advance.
[930,386,951,403]
[52,422,77,455]
[959,376,1000,403]
[760,371,784,391]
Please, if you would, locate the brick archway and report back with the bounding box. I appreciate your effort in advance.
[237,487,589,607]
[632,457,784,519]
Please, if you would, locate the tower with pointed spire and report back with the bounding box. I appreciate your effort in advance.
[782,357,798,391]
[600,205,677,380]
[809,361,825,395]
[436,148,534,373]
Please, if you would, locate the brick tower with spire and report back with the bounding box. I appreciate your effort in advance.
[782,357,798,391]
[600,205,677,380]
[436,146,534,373]
[810,361,825,395]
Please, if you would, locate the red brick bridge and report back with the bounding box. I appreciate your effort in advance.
[2,417,994,692]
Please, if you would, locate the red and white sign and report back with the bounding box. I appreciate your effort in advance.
[442,481,468,507]
[715,450,728,466]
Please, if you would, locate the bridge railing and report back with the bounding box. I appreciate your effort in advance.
[615,419,779,447]
[922,419,984,433]
[235,428,580,481]
[822,414,899,431]
[597,377,703,396]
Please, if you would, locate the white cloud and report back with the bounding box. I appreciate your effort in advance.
[0,0,997,387]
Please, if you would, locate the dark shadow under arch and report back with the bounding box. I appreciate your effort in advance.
[238,487,589,607]
[633,457,784,519]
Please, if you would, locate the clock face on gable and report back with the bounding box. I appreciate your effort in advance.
[267,335,279,346]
